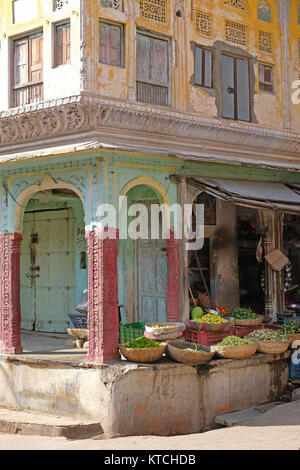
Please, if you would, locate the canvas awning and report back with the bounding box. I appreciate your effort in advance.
[188,178,300,213]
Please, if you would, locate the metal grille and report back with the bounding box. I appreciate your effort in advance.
[257,0,272,23]
[100,0,122,10]
[225,20,247,46]
[139,0,167,24]
[136,81,168,106]
[259,31,273,53]
[223,0,249,13]
[195,10,212,37]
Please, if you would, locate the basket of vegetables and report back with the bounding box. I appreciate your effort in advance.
[245,329,290,355]
[227,307,262,327]
[119,336,166,363]
[166,340,215,366]
[211,336,258,360]
[278,321,300,344]
[186,308,234,332]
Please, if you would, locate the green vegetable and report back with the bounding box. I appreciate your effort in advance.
[149,322,173,328]
[279,321,300,335]
[217,336,254,346]
[228,307,259,320]
[245,329,288,343]
[125,336,162,349]
[191,307,204,320]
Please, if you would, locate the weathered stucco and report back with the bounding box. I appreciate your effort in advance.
[0,352,290,436]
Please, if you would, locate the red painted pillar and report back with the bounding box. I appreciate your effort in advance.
[166,229,180,322]
[0,233,23,354]
[86,228,120,363]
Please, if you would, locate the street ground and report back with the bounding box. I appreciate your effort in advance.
[0,401,299,450]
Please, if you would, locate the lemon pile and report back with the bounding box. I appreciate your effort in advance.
[194,314,227,324]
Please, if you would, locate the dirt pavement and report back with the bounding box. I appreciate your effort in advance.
[0,401,299,450]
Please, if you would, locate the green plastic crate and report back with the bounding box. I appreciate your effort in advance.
[119,322,146,344]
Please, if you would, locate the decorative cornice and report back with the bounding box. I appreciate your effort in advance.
[0,93,300,168]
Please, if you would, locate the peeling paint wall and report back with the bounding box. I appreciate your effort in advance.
[0,0,298,132]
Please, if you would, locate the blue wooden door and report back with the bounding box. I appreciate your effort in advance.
[135,236,168,324]
[20,208,76,333]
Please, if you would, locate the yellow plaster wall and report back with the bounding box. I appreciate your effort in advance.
[0,0,299,133]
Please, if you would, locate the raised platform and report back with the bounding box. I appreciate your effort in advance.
[0,334,291,437]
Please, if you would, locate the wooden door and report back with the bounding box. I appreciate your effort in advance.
[222,54,250,121]
[20,209,76,333]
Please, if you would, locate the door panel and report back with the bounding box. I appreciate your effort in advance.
[20,208,75,333]
[222,55,235,119]
[236,58,250,122]
[135,218,167,324]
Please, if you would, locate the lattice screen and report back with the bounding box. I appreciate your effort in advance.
[194,10,212,37]
[225,20,247,46]
[223,0,249,13]
[259,31,273,53]
[100,0,123,11]
[139,0,167,23]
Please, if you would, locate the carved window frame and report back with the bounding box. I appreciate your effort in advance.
[257,0,272,23]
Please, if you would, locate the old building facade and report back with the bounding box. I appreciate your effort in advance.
[0,0,299,362]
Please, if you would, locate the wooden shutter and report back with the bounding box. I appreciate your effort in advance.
[236,58,250,121]
[99,22,110,64]
[151,37,168,86]
[56,23,71,66]
[222,55,235,119]
[194,46,203,86]
[195,47,212,88]
[14,38,28,86]
[99,21,122,66]
[136,33,151,82]
[29,34,43,83]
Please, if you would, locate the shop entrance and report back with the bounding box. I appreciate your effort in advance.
[20,189,87,333]
[237,206,265,314]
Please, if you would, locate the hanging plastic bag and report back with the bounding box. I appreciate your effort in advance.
[76,288,88,314]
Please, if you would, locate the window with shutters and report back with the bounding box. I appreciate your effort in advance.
[99,21,124,67]
[221,54,250,122]
[54,22,71,66]
[136,31,170,106]
[194,46,213,88]
[13,32,43,107]
[258,63,274,93]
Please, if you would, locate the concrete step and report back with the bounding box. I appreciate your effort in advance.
[0,408,103,439]
[215,402,283,427]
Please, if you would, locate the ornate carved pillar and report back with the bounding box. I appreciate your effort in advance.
[0,233,23,354]
[86,228,120,363]
[166,230,180,322]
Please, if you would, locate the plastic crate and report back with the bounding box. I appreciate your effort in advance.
[184,326,235,347]
[68,314,88,329]
[290,352,300,379]
[119,322,146,344]
[235,325,265,338]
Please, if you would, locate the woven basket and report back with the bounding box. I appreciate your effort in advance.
[288,333,300,345]
[166,341,214,366]
[234,318,262,327]
[119,344,166,363]
[186,317,234,332]
[211,343,258,360]
[256,341,290,355]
